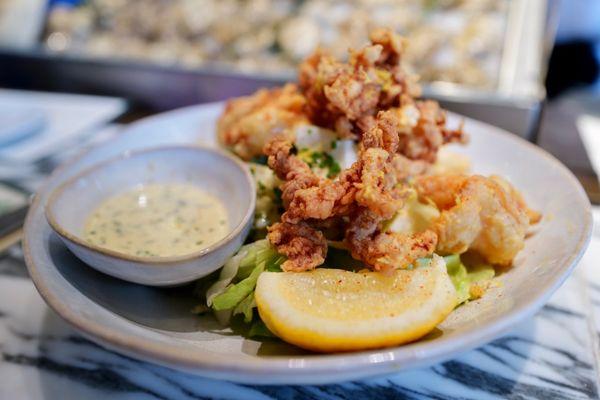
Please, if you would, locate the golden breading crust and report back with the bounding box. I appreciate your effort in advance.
[415,174,539,266]
[264,134,438,271]
[238,28,538,272]
[355,148,407,220]
[344,208,438,272]
[265,135,412,224]
[361,102,466,163]
[298,29,421,139]
[217,83,307,160]
[267,222,327,272]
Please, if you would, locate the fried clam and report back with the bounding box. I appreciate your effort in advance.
[217,83,307,160]
[264,133,438,272]
[361,101,466,164]
[415,174,540,266]
[344,208,438,272]
[267,221,327,272]
[298,28,420,139]
[256,29,471,274]
[263,135,359,225]
[264,134,418,225]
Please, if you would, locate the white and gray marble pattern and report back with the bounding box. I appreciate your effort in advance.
[2,235,600,399]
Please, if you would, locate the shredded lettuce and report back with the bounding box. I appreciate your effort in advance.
[443,254,495,304]
[212,261,265,310]
[206,239,285,326]
[412,254,494,304]
[205,245,250,306]
[233,292,258,323]
[237,241,284,278]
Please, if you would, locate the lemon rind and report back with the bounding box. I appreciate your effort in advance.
[255,256,457,352]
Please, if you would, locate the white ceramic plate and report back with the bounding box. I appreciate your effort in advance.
[24,103,592,385]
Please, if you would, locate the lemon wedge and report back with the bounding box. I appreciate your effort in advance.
[255,255,457,352]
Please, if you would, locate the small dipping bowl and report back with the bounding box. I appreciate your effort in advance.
[45,146,255,286]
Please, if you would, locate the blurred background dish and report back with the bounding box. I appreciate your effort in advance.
[0,0,549,139]
[40,0,509,90]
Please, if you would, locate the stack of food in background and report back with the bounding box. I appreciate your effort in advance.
[44,0,508,89]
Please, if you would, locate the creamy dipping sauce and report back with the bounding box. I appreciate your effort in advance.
[84,183,229,258]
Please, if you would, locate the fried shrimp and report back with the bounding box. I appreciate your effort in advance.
[415,174,537,265]
[490,175,542,225]
[267,221,327,272]
[217,84,307,160]
[345,208,437,271]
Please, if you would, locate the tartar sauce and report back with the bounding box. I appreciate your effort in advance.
[84,183,229,257]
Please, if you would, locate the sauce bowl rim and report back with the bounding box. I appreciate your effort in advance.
[45,144,256,265]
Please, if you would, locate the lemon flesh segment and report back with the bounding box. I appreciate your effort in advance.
[255,255,457,352]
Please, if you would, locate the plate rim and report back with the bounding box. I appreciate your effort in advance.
[23,102,593,384]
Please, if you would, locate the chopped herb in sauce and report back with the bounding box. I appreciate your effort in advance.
[84,183,229,257]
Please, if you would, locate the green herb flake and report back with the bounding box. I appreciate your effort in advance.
[273,187,283,207]
[257,181,266,194]
[250,155,268,165]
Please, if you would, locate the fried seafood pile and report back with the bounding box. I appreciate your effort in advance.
[217,29,538,274]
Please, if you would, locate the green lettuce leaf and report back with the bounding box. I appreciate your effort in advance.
[248,319,276,338]
[206,239,282,307]
[206,239,286,327]
[248,163,282,238]
[212,261,265,311]
[233,293,257,323]
[205,244,251,306]
[443,254,495,304]
[237,240,283,278]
